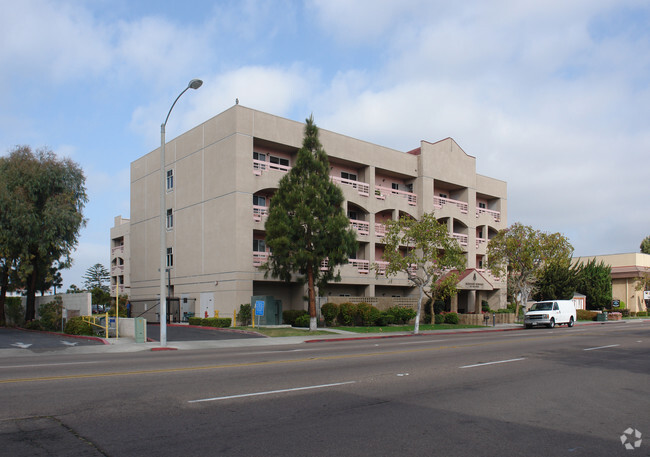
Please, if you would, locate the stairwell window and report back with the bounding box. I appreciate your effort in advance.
[166,169,174,191]
[166,247,173,268]
[166,209,173,229]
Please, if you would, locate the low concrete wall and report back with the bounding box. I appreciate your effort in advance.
[23,293,92,319]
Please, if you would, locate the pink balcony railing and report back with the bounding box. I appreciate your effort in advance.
[476,237,487,248]
[320,258,369,274]
[452,233,468,246]
[331,176,370,196]
[111,265,124,274]
[349,259,370,274]
[375,185,417,205]
[433,196,468,213]
[111,245,124,256]
[375,223,387,238]
[375,260,389,275]
[350,219,369,236]
[476,207,501,222]
[253,159,291,175]
[253,251,270,267]
[253,205,269,222]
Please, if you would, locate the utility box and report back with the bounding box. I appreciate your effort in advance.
[250,296,282,326]
[134,317,147,343]
[596,312,608,322]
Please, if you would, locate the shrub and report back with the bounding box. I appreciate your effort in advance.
[355,302,376,326]
[495,308,514,314]
[375,311,395,326]
[338,302,356,326]
[283,309,309,326]
[5,297,24,326]
[481,300,490,313]
[620,308,630,317]
[294,314,311,327]
[637,311,648,317]
[188,316,202,326]
[38,297,63,331]
[201,317,231,327]
[443,312,459,325]
[64,317,94,336]
[238,303,251,326]
[24,320,43,330]
[387,306,416,325]
[433,300,446,315]
[320,302,339,326]
[434,314,444,324]
[577,309,598,321]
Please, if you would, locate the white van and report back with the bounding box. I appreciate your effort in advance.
[524,300,576,329]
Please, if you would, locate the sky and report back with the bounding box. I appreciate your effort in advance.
[1,0,649,292]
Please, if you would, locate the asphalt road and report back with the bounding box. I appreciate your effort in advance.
[0,322,648,456]
[145,323,266,342]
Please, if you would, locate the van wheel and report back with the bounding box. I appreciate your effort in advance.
[548,318,555,329]
[525,324,532,329]
[568,317,574,327]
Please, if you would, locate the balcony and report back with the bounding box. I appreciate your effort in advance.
[476,207,501,222]
[320,258,369,274]
[434,196,468,214]
[253,205,269,222]
[331,176,369,197]
[111,245,124,256]
[350,219,369,236]
[253,251,270,267]
[452,233,468,247]
[375,223,387,238]
[375,185,417,206]
[375,261,417,276]
[253,159,291,175]
[476,237,487,249]
[111,265,124,275]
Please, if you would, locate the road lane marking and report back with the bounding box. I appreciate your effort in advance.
[188,381,356,403]
[0,361,99,369]
[460,358,526,369]
[583,344,620,351]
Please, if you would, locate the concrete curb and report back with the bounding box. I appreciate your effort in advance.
[15,326,110,345]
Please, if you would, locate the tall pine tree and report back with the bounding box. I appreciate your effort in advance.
[264,115,357,330]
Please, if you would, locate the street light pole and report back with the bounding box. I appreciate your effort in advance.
[160,78,203,347]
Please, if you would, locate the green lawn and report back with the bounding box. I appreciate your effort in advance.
[327,324,484,333]
[234,327,334,337]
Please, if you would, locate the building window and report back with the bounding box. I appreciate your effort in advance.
[391,182,399,191]
[253,239,266,252]
[439,193,448,199]
[341,171,357,181]
[253,151,266,161]
[269,155,289,167]
[478,202,486,209]
[166,169,174,190]
[348,210,357,220]
[166,247,173,267]
[166,209,173,229]
[253,195,266,206]
[406,183,413,193]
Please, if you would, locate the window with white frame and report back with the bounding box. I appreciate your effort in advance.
[166,169,174,191]
[253,239,266,252]
[166,208,173,229]
[269,155,289,167]
[253,195,266,206]
[478,202,487,209]
[166,247,173,267]
[253,151,266,161]
[341,171,357,181]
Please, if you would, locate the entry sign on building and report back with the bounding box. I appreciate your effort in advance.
[255,300,265,316]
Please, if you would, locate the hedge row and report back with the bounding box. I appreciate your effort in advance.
[319,302,419,327]
[188,317,232,327]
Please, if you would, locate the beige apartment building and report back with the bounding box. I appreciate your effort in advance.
[573,253,650,312]
[109,215,130,297]
[118,105,508,321]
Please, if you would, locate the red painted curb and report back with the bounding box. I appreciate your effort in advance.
[151,347,178,351]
